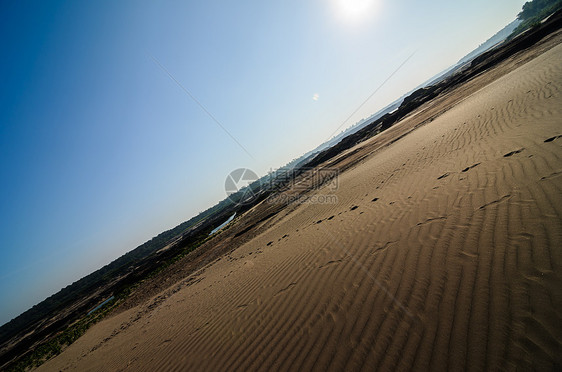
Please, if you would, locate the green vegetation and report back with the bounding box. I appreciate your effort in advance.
[511,0,562,37]
[6,298,118,372]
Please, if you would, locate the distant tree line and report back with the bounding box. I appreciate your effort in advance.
[511,0,562,36]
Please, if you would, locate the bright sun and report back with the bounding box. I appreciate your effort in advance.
[336,0,377,21]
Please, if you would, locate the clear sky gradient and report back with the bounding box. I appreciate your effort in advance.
[0,0,526,325]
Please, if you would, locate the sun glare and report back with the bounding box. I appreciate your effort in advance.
[335,0,377,22]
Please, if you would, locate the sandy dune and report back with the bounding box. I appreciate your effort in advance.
[39,40,562,371]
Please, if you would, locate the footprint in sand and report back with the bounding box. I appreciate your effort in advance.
[461,163,480,172]
[544,135,562,143]
[540,171,562,181]
[503,148,525,157]
[477,194,511,210]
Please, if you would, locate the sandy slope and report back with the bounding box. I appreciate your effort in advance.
[39,42,562,371]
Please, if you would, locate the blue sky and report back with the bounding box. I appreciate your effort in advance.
[0,0,526,325]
